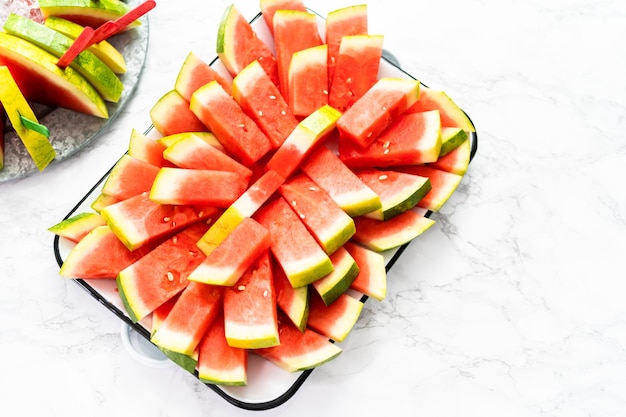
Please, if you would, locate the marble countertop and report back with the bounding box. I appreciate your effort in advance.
[1,0,625,415]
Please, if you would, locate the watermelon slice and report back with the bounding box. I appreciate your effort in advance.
[217,4,278,86]
[101,192,220,251]
[325,4,368,83]
[273,259,308,331]
[150,90,209,136]
[190,80,273,166]
[279,173,355,255]
[175,51,232,101]
[0,32,108,118]
[117,224,208,323]
[188,217,271,286]
[352,208,436,252]
[101,154,160,200]
[149,167,248,207]
[223,251,279,348]
[338,110,442,168]
[329,34,383,112]
[288,44,329,117]
[266,104,341,178]
[162,132,252,181]
[254,196,333,288]
[59,225,151,279]
[197,313,247,386]
[151,294,200,374]
[3,13,123,103]
[232,59,298,149]
[406,87,475,132]
[344,241,387,301]
[355,168,432,220]
[259,0,307,36]
[48,212,106,243]
[429,137,471,176]
[439,126,469,157]
[394,165,464,212]
[127,128,168,167]
[307,292,363,343]
[255,313,342,372]
[195,169,285,255]
[311,246,359,306]
[150,281,223,355]
[272,9,322,102]
[300,145,382,217]
[337,77,420,148]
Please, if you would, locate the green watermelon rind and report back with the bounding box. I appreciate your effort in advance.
[363,174,432,221]
[353,210,437,252]
[312,248,360,306]
[439,127,469,157]
[48,211,106,242]
[117,274,141,323]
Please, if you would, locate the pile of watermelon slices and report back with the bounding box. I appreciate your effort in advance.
[50,0,476,386]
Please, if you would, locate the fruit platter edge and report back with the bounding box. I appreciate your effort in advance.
[51,9,478,411]
[0,0,150,184]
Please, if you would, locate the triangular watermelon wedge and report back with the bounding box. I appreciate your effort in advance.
[255,312,342,373]
[307,291,363,343]
[344,242,387,301]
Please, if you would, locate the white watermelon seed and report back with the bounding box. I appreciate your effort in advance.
[378,174,388,180]
[258,110,263,116]
[163,216,171,222]
[238,285,246,291]
[263,290,269,297]
[280,110,286,115]
[167,272,174,281]
[269,95,276,100]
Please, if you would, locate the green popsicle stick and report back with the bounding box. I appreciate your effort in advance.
[19,114,50,138]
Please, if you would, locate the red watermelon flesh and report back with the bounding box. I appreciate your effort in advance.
[232,59,299,149]
[338,109,442,168]
[150,90,209,137]
[162,133,252,181]
[150,281,224,355]
[300,145,382,217]
[343,241,386,301]
[307,291,363,343]
[188,217,271,286]
[279,173,355,255]
[223,251,280,348]
[197,312,248,386]
[117,225,208,323]
[259,0,307,36]
[337,77,420,148]
[255,312,342,372]
[175,51,232,101]
[190,80,273,166]
[325,4,368,83]
[101,191,221,251]
[329,34,383,113]
[101,154,160,201]
[59,225,152,279]
[254,196,333,288]
[272,10,323,103]
[288,44,329,118]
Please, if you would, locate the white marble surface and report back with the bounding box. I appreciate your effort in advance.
[1,0,625,415]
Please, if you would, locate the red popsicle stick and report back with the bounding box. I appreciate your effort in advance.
[56,26,94,68]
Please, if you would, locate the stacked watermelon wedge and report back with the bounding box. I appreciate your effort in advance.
[51,0,476,387]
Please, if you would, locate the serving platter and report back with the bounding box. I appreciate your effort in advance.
[0,0,150,183]
[52,9,477,411]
